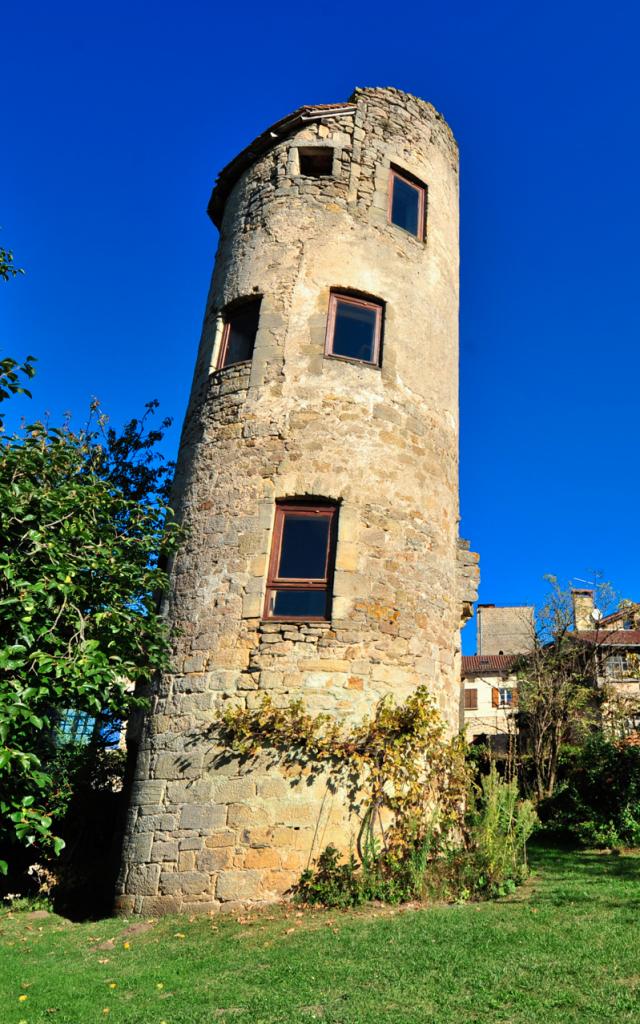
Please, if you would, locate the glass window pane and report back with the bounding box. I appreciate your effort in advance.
[272,589,328,618]
[391,176,421,236]
[222,301,260,367]
[331,301,377,362]
[57,709,97,745]
[278,514,330,579]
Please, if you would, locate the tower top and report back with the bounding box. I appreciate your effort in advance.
[208,86,456,228]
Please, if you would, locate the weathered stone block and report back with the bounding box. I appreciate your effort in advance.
[197,847,233,872]
[212,777,257,803]
[126,863,161,896]
[151,840,179,862]
[227,803,271,828]
[179,803,227,831]
[215,870,262,901]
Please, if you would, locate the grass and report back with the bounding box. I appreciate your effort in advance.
[1,845,640,1024]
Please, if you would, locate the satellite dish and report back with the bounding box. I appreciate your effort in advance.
[592,608,603,622]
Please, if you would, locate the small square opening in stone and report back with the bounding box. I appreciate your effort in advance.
[298,148,333,177]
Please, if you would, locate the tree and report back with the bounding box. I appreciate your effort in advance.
[515,575,620,801]
[0,243,24,282]
[0,380,181,872]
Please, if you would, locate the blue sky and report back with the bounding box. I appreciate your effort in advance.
[2,1,639,652]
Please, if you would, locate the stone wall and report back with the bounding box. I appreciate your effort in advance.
[116,87,478,915]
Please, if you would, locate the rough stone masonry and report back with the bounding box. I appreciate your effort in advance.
[116,86,479,915]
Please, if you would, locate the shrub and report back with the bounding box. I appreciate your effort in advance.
[296,768,537,907]
[539,734,640,848]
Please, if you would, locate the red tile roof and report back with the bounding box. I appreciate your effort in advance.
[573,630,640,646]
[462,654,518,675]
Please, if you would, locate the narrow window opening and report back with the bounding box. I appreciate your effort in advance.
[217,297,261,369]
[264,502,338,621]
[298,148,333,177]
[388,168,427,240]
[325,292,383,366]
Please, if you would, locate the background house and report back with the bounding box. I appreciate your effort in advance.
[570,590,640,737]
[462,590,640,748]
[461,604,533,751]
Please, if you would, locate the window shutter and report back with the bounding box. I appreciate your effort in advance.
[511,688,518,707]
[464,688,478,711]
[492,687,499,708]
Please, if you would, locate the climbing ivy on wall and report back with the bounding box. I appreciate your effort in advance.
[218,686,469,862]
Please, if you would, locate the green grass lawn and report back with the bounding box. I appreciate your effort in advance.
[2,845,640,1024]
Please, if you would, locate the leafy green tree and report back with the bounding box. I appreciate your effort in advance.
[0,243,24,282]
[515,575,619,801]
[1,241,182,873]
[0,402,182,872]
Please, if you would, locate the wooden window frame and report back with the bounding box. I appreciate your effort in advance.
[324,292,383,367]
[216,298,261,370]
[263,502,338,622]
[464,688,478,711]
[388,168,427,241]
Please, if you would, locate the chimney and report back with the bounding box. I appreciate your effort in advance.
[572,589,594,631]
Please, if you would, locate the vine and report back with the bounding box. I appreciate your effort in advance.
[218,686,469,862]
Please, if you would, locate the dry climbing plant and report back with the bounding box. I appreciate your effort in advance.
[217,686,470,861]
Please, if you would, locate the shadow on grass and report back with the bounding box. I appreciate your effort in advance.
[527,842,640,912]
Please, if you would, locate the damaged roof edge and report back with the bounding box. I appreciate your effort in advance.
[207,103,356,228]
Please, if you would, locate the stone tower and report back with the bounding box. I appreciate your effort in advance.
[116,87,478,915]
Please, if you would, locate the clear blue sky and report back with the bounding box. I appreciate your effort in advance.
[3,1,639,652]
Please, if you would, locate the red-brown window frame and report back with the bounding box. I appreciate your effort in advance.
[387,168,427,242]
[264,502,338,622]
[216,297,261,370]
[324,292,383,367]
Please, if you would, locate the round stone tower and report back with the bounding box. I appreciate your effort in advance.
[116,87,478,915]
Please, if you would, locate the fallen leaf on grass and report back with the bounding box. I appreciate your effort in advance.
[174,932,186,939]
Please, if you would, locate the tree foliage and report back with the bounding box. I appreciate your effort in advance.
[0,244,24,283]
[515,575,619,801]
[0,397,181,872]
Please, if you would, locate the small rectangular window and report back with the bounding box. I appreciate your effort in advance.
[388,168,426,240]
[498,688,513,707]
[464,689,478,711]
[325,293,383,366]
[298,148,333,177]
[217,298,261,369]
[264,503,338,621]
